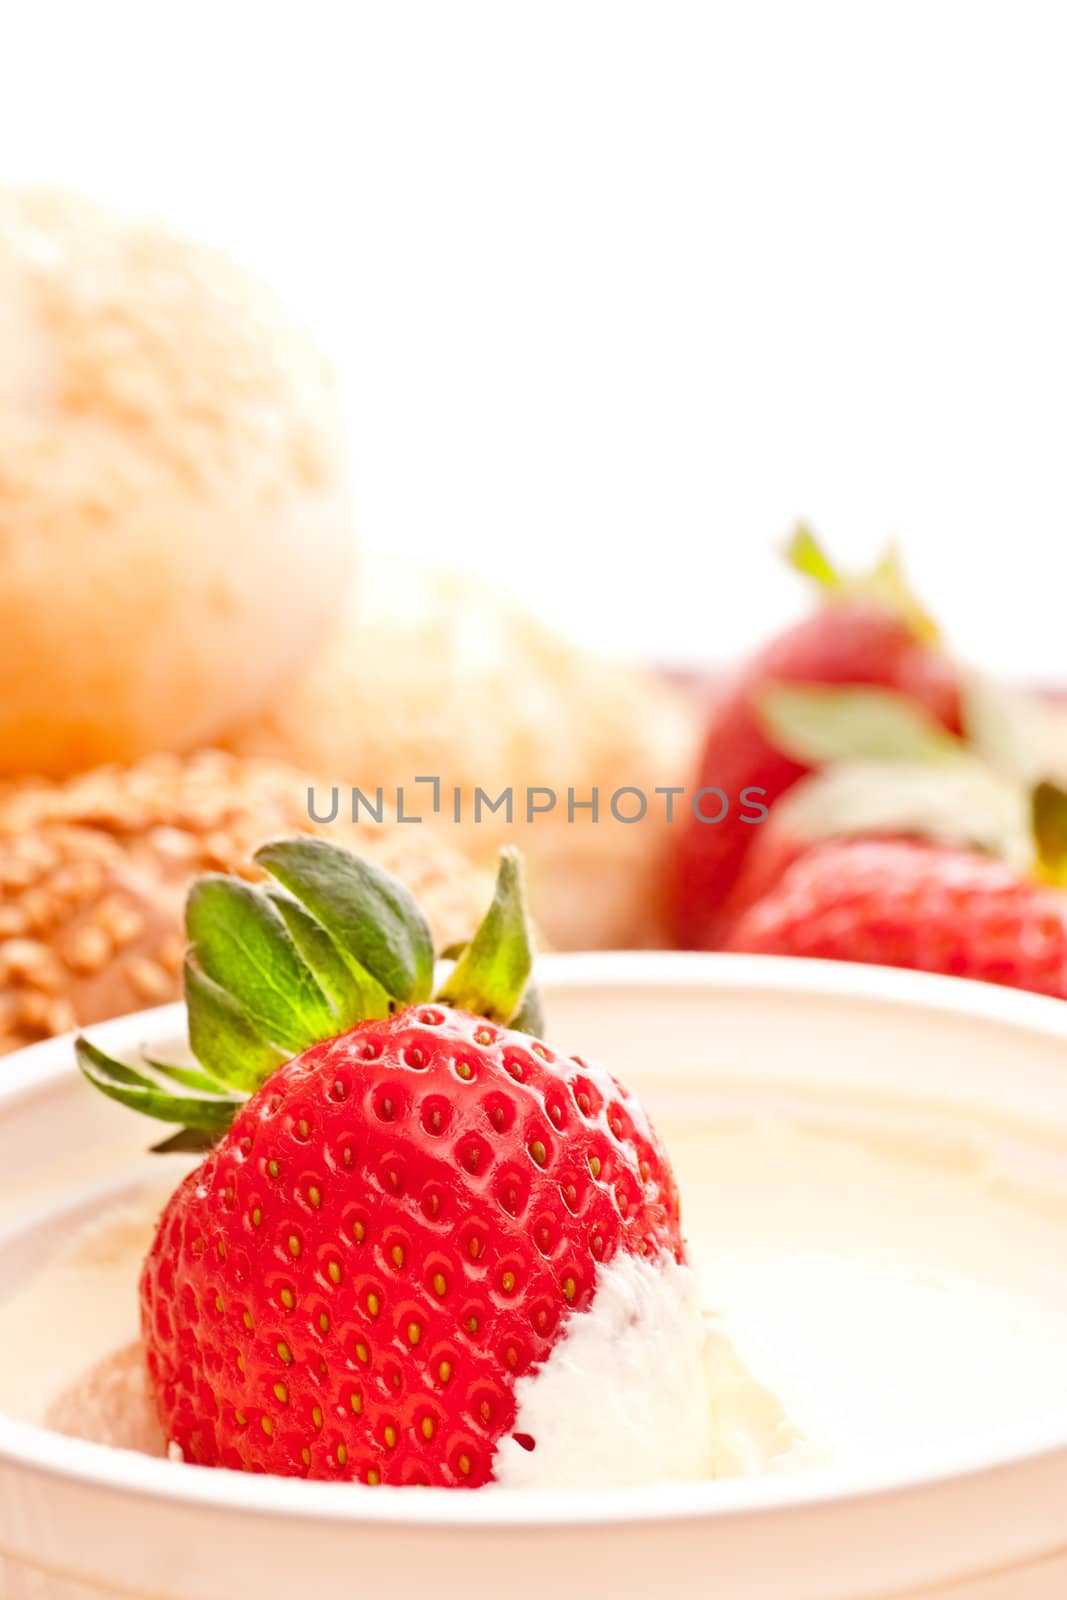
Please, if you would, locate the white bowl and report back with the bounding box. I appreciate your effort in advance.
[2,953,1067,1600]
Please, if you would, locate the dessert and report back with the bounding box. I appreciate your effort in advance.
[6,827,1065,1502]
[224,554,702,951]
[0,187,353,774]
[71,841,714,1487]
[6,1012,1067,1495]
[0,751,491,1055]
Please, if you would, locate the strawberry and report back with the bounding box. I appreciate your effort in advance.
[725,833,1067,1001]
[708,679,1032,939]
[673,530,961,949]
[77,841,692,1488]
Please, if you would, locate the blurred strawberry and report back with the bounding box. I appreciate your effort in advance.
[724,784,1067,1002]
[673,530,961,948]
[721,677,1067,1004]
[711,680,1035,937]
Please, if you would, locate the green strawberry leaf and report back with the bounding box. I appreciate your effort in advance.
[758,685,964,768]
[510,981,545,1038]
[76,1037,244,1133]
[437,940,469,963]
[187,877,338,1055]
[265,888,390,1028]
[76,837,547,1159]
[436,848,535,1023]
[143,1056,229,1095]
[255,838,434,1005]
[1032,781,1067,886]
[184,956,288,1093]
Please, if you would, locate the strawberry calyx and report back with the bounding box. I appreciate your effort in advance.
[785,524,940,645]
[76,841,539,1151]
[754,676,1067,884]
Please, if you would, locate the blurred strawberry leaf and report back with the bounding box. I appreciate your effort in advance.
[784,524,843,589]
[1032,781,1067,885]
[866,541,939,645]
[961,673,1043,785]
[778,758,1032,872]
[758,685,964,768]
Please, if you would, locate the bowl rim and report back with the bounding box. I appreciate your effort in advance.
[2,950,1067,1529]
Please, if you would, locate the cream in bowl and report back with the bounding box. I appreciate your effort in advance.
[3,1052,1067,1483]
[3,952,1067,1599]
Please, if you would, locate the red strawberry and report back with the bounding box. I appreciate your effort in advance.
[711,677,1045,945]
[713,823,811,935]
[78,841,695,1489]
[674,531,961,949]
[725,830,1067,1001]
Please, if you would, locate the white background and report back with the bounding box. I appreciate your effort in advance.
[2,1,1066,676]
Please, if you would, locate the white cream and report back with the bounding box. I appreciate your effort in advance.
[492,1252,715,1489]
[0,1195,165,1435]
[670,1110,1067,1466]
